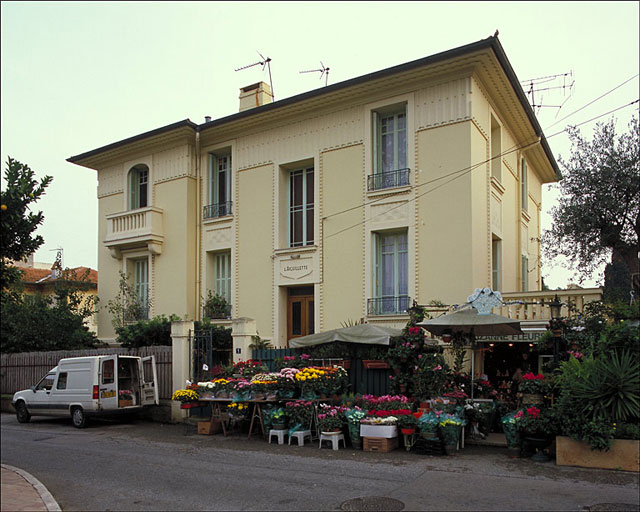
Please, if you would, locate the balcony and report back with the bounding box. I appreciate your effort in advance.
[367,168,410,192]
[203,202,233,220]
[367,296,411,316]
[104,207,164,258]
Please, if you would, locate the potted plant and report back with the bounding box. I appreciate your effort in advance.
[317,404,345,433]
[284,400,314,431]
[417,411,440,439]
[277,368,300,398]
[203,290,231,319]
[171,388,200,409]
[270,408,287,430]
[519,373,548,405]
[226,401,249,422]
[514,406,559,462]
[397,412,417,435]
[295,367,325,399]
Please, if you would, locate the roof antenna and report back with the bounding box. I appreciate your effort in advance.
[300,61,330,86]
[235,51,275,100]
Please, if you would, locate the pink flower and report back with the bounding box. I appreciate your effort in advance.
[300,354,311,360]
[433,365,442,371]
[418,354,423,359]
[408,326,421,335]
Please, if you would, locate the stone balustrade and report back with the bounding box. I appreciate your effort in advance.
[104,206,164,258]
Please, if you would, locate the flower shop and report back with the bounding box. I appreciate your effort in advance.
[171,293,639,469]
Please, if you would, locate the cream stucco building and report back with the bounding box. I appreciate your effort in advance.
[69,35,560,346]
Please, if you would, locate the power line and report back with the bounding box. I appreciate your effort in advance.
[544,73,639,130]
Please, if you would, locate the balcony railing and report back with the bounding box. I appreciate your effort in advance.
[203,202,233,220]
[203,304,232,320]
[367,168,410,192]
[104,207,164,254]
[367,296,411,316]
[496,289,603,321]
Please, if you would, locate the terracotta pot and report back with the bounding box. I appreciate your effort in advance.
[401,427,416,435]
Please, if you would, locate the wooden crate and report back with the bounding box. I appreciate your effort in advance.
[197,420,221,435]
[363,436,399,453]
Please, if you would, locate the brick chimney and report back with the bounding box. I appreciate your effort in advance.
[239,81,273,112]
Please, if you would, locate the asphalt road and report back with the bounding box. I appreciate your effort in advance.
[1,412,638,511]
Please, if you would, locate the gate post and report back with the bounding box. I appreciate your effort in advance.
[171,320,194,422]
[231,317,257,363]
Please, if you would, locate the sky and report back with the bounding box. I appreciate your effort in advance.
[1,1,638,290]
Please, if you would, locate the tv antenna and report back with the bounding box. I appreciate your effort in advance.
[520,71,574,116]
[300,61,330,86]
[235,51,274,100]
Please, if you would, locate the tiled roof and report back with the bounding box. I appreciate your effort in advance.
[15,266,98,286]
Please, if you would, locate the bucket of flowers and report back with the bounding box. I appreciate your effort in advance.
[344,408,367,449]
[396,410,417,435]
[318,404,346,434]
[196,381,216,399]
[228,378,252,401]
[232,359,268,379]
[501,412,521,456]
[320,366,349,397]
[439,415,465,455]
[211,378,231,398]
[171,389,200,409]
[250,373,278,400]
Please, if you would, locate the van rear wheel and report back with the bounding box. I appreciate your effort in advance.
[71,407,87,428]
[16,402,30,423]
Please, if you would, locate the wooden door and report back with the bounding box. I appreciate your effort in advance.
[287,287,314,344]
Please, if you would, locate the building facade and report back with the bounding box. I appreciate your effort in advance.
[69,36,560,345]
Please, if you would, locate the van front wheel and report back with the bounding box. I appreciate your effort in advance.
[16,402,30,423]
[71,407,87,428]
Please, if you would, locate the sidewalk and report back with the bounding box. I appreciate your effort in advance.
[1,464,61,512]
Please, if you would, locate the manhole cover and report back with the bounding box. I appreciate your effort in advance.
[585,505,640,511]
[340,497,405,511]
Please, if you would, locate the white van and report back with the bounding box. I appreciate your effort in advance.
[12,355,159,428]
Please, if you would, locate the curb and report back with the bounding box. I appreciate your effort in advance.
[1,464,61,512]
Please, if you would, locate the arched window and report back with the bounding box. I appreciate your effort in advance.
[128,164,148,210]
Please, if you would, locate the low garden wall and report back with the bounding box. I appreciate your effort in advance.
[556,436,639,472]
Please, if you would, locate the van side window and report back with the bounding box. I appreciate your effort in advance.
[36,374,55,391]
[102,360,114,384]
[56,372,68,390]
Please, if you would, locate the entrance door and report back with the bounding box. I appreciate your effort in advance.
[287,286,314,344]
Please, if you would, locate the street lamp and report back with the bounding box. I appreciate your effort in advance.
[549,294,563,366]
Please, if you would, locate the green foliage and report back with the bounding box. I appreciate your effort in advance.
[115,314,180,348]
[543,116,639,284]
[614,422,640,440]
[202,290,230,319]
[413,353,449,400]
[514,406,559,437]
[248,334,273,350]
[0,270,98,353]
[0,157,53,291]
[106,271,152,329]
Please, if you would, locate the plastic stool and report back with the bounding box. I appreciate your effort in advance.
[289,430,312,446]
[269,429,287,445]
[319,433,345,450]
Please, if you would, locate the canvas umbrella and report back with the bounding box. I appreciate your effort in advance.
[289,323,402,348]
[417,306,522,398]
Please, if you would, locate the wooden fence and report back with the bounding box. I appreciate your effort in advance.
[0,346,173,400]
[252,348,391,396]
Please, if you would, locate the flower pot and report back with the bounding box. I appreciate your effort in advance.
[521,393,544,405]
[252,392,265,401]
[216,391,229,399]
[552,329,563,336]
[351,437,362,450]
[266,393,278,401]
[401,428,416,435]
[444,443,457,455]
[321,430,343,435]
[272,423,286,430]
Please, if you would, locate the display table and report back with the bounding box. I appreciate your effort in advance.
[197,397,323,440]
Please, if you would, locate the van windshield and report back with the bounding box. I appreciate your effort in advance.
[36,373,56,391]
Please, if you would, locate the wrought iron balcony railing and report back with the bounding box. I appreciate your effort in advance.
[367,168,410,192]
[203,201,233,220]
[367,296,411,316]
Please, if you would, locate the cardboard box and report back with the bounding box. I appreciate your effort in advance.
[197,420,221,435]
[360,425,398,438]
[363,436,399,453]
